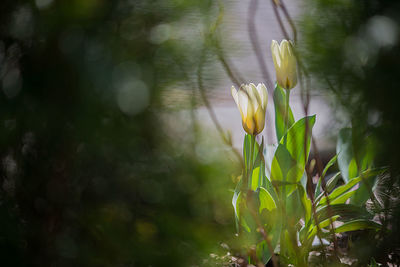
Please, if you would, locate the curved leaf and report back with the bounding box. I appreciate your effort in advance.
[316,204,373,223]
[271,115,316,196]
[337,128,356,183]
[333,219,381,233]
[315,155,338,197]
[307,215,340,241]
[274,85,295,142]
[318,168,385,206]
[314,172,341,204]
[256,215,282,264]
[259,187,277,212]
[330,190,356,205]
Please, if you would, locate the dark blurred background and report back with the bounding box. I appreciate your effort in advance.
[0,0,241,266]
[301,0,400,264]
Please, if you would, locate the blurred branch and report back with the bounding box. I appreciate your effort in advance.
[271,0,290,40]
[197,48,243,166]
[210,2,245,88]
[279,0,298,43]
[174,58,200,150]
[248,0,273,93]
[215,44,245,88]
[247,0,275,144]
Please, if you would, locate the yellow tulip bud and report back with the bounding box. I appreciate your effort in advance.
[231,83,268,136]
[271,39,298,90]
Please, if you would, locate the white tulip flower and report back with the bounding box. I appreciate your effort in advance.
[271,39,298,90]
[231,83,268,135]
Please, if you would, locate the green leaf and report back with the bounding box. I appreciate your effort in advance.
[244,134,259,171]
[318,168,384,206]
[271,115,316,196]
[283,230,297,260]
[316,204,372,223]
[315,155,338,197]
[369,258,379,267]
[232,183,241,217]
[337,128,356,183]
[307,215,340,240]
[271,145,298,184]
[244,134,251,170]
[264,175,279,202]
[322,155,338,179]
[298,185,312,223]
[285,188,305,223]
[259,187,277,212]
[318,176,361,206]
[274,85,295,142]
[330,190,356,205]
[259,138,267,188]
[351,136,377,206]
[244,134,266,190]
[282,115,316,166]
[348,158,358,180]
[250,138,266,191]
[235,192,251,232]
[299,224,310,245]
[351,180,374,206]
[256,240,274,264]
[256,212,282,264]
[333,219,380,233]
[326,172,341,193]
[258,202,282,264]
[251,167,261,191]
[314,172,345,204]
[232,178,242,231]
[264,144,277,178]
[336,128,379,206]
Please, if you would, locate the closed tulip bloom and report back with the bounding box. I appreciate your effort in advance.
[271,39,297,90]
[231,83,268,135]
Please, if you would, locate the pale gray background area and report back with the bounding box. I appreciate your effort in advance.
[198,0,335,150]
[162,0,338,155]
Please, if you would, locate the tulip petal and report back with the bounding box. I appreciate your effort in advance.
[246,93,255,134]
[249,83,261,111]
[256,83,268,109]
[281,40,290,75]
[271,40,282,69]
[254,107,266,135]
[272,40,286,88]
[232,85,245,119]
[231,86,239,106]
[238,88,249,119]
[242,98,255,135]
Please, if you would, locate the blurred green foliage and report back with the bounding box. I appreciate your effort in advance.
[301,0,400,264]
[0,0,240,266]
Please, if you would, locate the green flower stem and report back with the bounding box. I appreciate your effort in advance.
[283,89,291,197]
[280,88,291,258]
[248,134,256,189]
[284,88,291,145]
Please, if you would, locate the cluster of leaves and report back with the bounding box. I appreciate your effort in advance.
[300,0,400,264]
[232,85,384,266]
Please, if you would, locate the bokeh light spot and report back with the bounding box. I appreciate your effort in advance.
[2,68,22,98]
[116,79,149,116]
[149,24,171,44]
[35,0,53,9]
